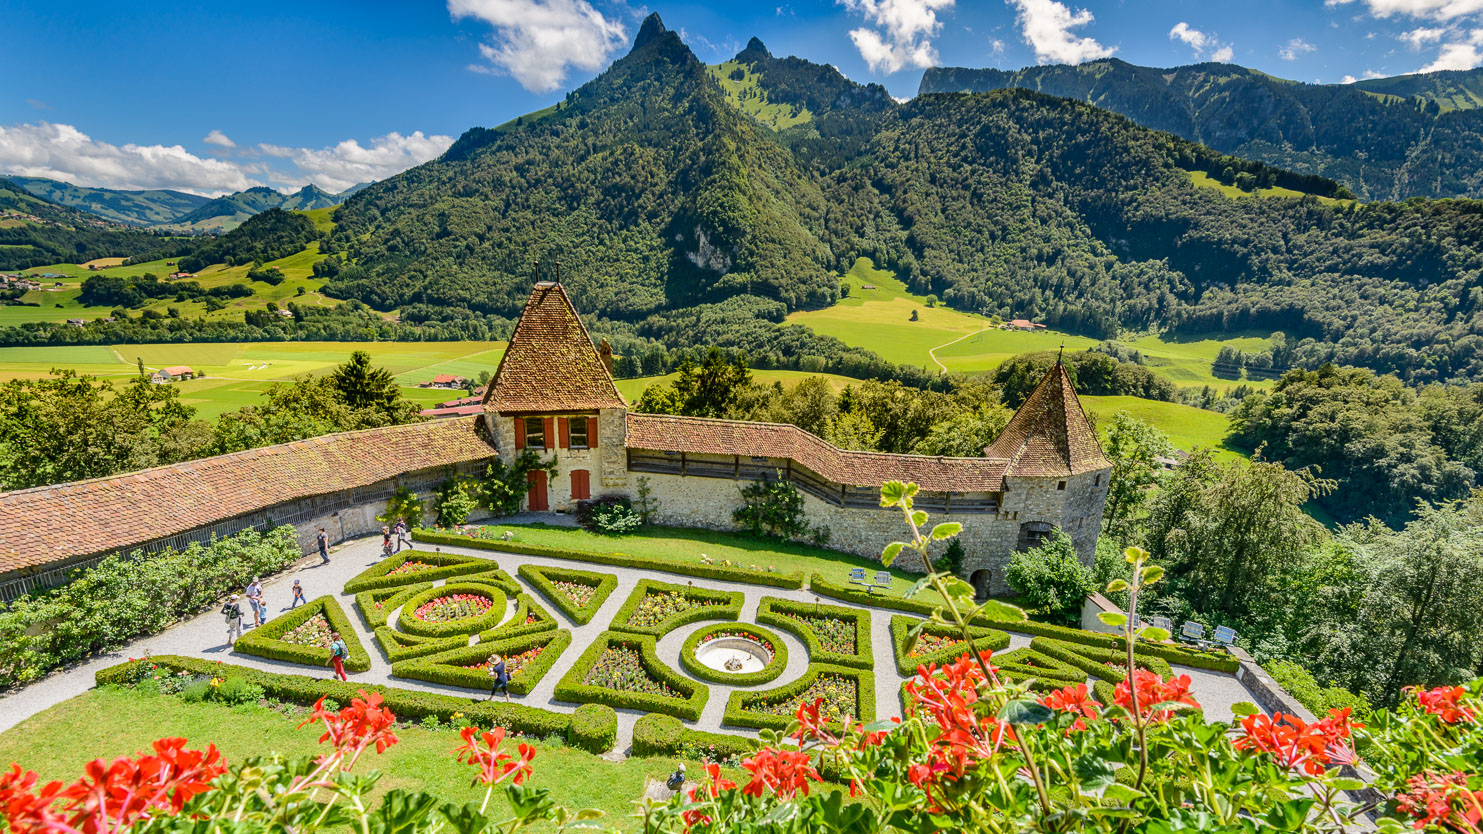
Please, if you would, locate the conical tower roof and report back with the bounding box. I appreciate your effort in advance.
[483,282,626,414]
[984,362,1109,477]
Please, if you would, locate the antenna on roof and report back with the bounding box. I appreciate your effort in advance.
[1057,343,1065,365]
[555,259,561,284]
[534,260,541,284]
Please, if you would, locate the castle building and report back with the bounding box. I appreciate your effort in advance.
[0,281,1110,601]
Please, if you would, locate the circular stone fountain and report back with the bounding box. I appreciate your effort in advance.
[696,637,773,674]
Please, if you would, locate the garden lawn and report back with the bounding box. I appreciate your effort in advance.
[0,687,738,834]
[485,523,956,609]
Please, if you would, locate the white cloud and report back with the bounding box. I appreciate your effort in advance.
[1344,68,1388,81]
[1418,29,1483,69]
[1009,0,1115,64]
[1401,26,1450,47]
[202,129,235,148]
[990,37,1006,55]
[0,122,259,195]
[840,0,955,74]
[1328,0,1483,20]
[1169,21,1234,61]
[265,131,454,193]
[448,0,628,93]
[1280,37,1317,60]
[1342,73,1359,82]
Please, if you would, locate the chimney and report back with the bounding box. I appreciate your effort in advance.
[598,338,613,375]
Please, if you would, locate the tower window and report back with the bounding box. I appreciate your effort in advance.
[1057,480,1067,491]
[1094,474,1101,487]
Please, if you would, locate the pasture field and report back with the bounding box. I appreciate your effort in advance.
[0,341,506,420]
[786,257,1277,390]
[1186,170,1353,207]
[613,368,858,402]
[1080,395,1240,461]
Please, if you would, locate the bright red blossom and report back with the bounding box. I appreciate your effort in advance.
[1395,771,1483,832]
[682,763,737,831]
[1040,683,1100,732]
[740,748,819,799]
[1113,671,1199,723]
[299,690,399,770]
[1233,709,1361,776]
[1416,686,1478,726]
[452,726,536,787]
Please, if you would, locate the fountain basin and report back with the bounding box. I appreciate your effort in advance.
[697,637,772,674]
[680,623,788,684]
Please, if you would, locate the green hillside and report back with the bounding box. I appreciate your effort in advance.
[6,177,209,225]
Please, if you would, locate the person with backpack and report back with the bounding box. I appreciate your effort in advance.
[223,594,243,646]
[486,654,510,702]
[327,632,349,681]
[394,518,413,552]
[317,527,330,564]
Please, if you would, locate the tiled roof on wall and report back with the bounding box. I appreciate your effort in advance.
[984,362,1110,477]
[626,413,1009,493]
[0,418,498,575]
[483,282,626,413]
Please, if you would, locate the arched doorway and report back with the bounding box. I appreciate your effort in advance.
[970,569,993,601]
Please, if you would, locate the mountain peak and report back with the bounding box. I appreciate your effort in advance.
[739,36,770,60]
[633,12,665,50]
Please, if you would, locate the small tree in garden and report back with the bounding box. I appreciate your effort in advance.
[434,477,480,527]
[376,487,424,527]
[1006,528,1095,622]
[733,476,809,539]
[477,450,554,517]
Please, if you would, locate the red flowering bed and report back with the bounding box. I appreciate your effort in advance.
[388,560,437,576]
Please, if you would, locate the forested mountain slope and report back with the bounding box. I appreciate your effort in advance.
[6,177,209,226]
[919,59,1483,201]
[0,179,183,270]
[324,19,1483,384]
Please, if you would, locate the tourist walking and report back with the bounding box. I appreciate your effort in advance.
[327,632,349,681]
[222,594,243,646]
[381,526,393,559]
[317,527,330,564]
[486,654,510,702]
[394,518,413,552]
[245,577,265,627]
[290,579,307,608]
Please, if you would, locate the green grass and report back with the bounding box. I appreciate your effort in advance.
[614,368,857,403]
[1185,170,1353,206]
[1081,395,1241,461]
[297,206,336,234]
[0,341,506,420]
[0,687,732,833]
[488,523,954,608]
[707,60,813,130]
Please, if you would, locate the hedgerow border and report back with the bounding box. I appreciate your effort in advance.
[97,656,572,739]
[516,564,618,625]
[396,583,507,638]
[756,597,871,669]
[678,622,788,686]
[478,593,558,642]
[888,615,1010,676]
[991,647,1088,690]
[356,582,433,630]
[343,551,496,593]
[391,629,573,695]
[723,663,875,732]
[608,579,743,637]
[552,631,709,721]
[632,713,757,762]
[374,627,467,663]
[462,568,524,597]
[234,596,371,672]
[1030,636,1174,683]
[414,529,806,589]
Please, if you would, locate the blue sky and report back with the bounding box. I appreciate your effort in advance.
[3,0,1481,196]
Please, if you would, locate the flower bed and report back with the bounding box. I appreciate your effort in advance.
[232,596,371,672]
[374,627,467,663]
[343,551,497,593]
[414,528,806,589]
[756,598,871,669]
[724,664,875,732]
[609,579,743,637]
[552,631,708,721]
[889,615,1012,676]
[389,560,437,576]
[355,582,433,630]
[679,623,789,685]
[281,614,333,649]
[477,593,557,642]
[515,564,618,626]
[391,630,572,696]
[395,584,507,638]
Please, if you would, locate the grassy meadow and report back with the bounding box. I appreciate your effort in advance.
[1185,170,1354,206]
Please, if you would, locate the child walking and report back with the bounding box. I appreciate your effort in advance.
[327,632,349,681]
[290,580,307,608]
[381,526,393,559]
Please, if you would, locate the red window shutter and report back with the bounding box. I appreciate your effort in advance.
[543,417,555,449]
[572,470,590,500]
[558,417,570,449]
[587,417,599,448]
[514,418,525,449]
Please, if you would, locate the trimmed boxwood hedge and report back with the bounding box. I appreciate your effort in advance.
[97,656,572,739]
[396,583,507,638]
[724,663,875,732]
[516,564,618,625]
[809,573,1239,673]
[569,704,617,754]
[888,616,1010,676]
[344,551,497,593]
[609,579,743,637]
[991,647,1087,689]
[679,623,788,686]
[1030,637,1174,684]
[234,596,371,672]
[391,629,572,695]
[462,568,524,597]
[415,529,806,589]
[632,713,757,761]
[756,598,871,669]
[477,593,558,642]
[552,631,709,721]
[374,627,468,663]
[356,582,433,630]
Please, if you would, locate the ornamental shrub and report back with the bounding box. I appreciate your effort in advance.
[377,487,426,527]
[434,477,480,526]
[0,526,300,689]
[568,703,618,753]
[1006,529,1094,623]
[577,496,643,535]
[733,477,809,539]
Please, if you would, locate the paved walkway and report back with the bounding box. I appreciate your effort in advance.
[0,526,1266,755]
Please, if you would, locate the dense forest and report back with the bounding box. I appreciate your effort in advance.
[919,59,1483,201]
[0,179,186,270]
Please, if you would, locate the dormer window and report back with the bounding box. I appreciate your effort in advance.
[523,417,546,450]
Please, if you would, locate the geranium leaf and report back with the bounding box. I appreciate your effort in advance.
[1106,579,1129,592]
[879,481,907,506]
[1138,626,1171,642]
[930,522,962,540]
[1098,612,1129,627]
[943,578,975,600]
[881,541,906,567]
[905,576,931,599]
[976,599,1027,622]
[1229,701,1260,717]
[910,510,929,528]
[999,699,1053,726]
[1102,783,1144,804]
[1072,755,1117,792]
[1140,565,1165,585]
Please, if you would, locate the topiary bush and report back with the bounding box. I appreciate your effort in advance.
[391,630,572,695]
[234,596,371,672]
[568,703,617,754]
[1029,636,1173,683]
[631,713,757,763]
[355,582,433,630]
[724,663,874,732]
[343,551,495,593]
[576,496,642,535]
[516,564,618,625]
[395,583,507,638]
[552,631,709,721]
[1006,530,1095,624]
[374,627,466,663]
[889,615,1010,676]
[477,593,558,642]
[990,647,1088,690]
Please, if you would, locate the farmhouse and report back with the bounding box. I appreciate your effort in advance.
[1006,318,1047,331]
[150,365,195,383]
[421,373,469,389]
[0,281,1110,602]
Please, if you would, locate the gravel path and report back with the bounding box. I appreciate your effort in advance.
[0,525,1266,755]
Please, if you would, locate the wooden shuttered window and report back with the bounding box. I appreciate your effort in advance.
[542,417,555,450]
[514,417,525,449]
[587,416,599,448]
[558,417,570,449]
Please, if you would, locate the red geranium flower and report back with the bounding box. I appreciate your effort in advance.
[1040,683,1100,732]
[299,690,398,770]
[452,726,535,787]
[1396,770,1483,832]
[1416,686,1478,726]
[1113,670,1199,723]
[740,748,819,799]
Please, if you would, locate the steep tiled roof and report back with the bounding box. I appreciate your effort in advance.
[483,282,625,413]
[0,418,497,576]
[984,362,1110,477]
[626,413,1008,493]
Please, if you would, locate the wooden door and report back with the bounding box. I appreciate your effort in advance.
[526,470,548,512]
[570,469,590,501]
